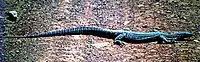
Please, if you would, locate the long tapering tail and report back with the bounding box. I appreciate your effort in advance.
[4,27,113,38]
[4,36,31,38]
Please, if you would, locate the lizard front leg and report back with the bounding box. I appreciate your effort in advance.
[167,38,178,43]
[114,33,126,47]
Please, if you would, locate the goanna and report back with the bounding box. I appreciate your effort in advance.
[5,26,193,47]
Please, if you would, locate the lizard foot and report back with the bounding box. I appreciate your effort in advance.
[165,41,175,44]
[157,40,175,44]
[114,40,125,47]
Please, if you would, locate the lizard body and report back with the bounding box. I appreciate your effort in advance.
[5,26,193,46]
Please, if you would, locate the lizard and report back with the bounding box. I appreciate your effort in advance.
[4,26,193,47]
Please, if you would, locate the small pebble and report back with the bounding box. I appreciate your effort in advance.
[137,5,144,7]
[0,16,4,19]
[194,40,199,42]
[142,24,148,28]
[88,40,93,44]
[9,11,18,17]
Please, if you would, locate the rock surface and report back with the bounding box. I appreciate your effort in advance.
[4,0,200,62]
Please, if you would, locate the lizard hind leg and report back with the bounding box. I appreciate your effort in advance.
[114,40,125,47]
[157,35,174,44]
[114,33,126,47]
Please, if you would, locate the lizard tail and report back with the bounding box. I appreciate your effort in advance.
[4,27,110,38]
[4,36,28,38]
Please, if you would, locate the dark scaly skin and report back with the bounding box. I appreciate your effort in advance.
[5,26,193,46]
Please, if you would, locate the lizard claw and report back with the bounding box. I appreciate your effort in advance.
[166,40,175,44]
[114,40,125,47]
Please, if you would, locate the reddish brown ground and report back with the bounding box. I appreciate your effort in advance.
[37,0,174,62]
[6,0,200,62]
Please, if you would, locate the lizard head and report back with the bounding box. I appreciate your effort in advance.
[174,32,193,39]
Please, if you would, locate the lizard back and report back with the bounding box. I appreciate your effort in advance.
[23,26,117,39]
